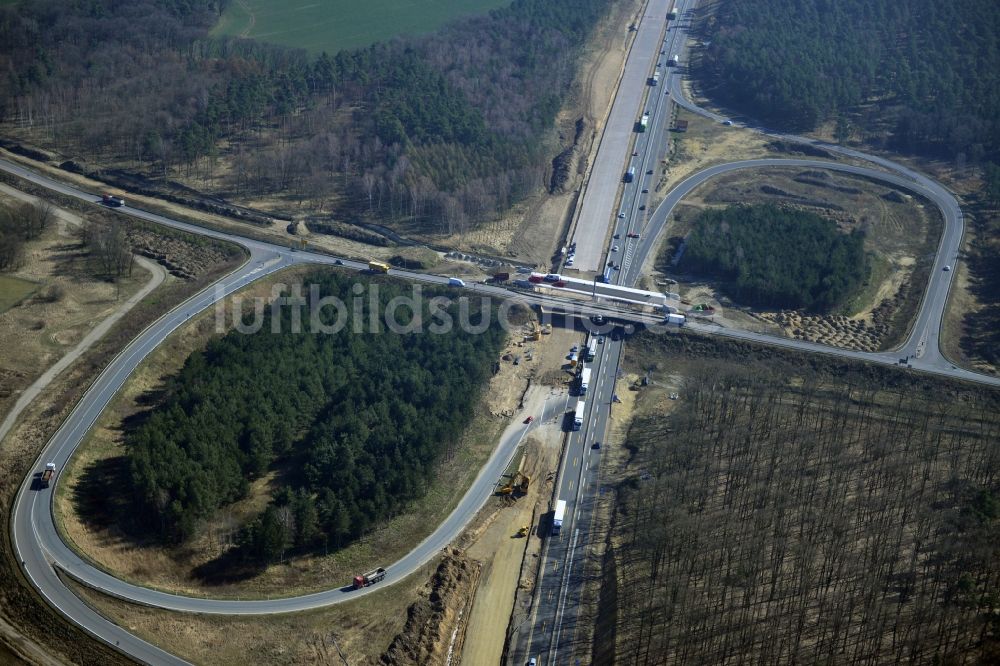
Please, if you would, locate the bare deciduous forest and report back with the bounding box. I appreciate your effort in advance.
[600,337,1000,665]
[0,0,615,236]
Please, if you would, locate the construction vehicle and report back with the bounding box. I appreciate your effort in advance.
[368,260,390,273]
[498,471,531,496]
[541,323,552,335]
[517,525,530,538]
[40,462,56,488]
[353,567,386,589]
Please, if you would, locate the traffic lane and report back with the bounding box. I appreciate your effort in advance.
[549,340,619,656]
[525,338,615,659]
[31,375,575,616]
[571,0,672,272]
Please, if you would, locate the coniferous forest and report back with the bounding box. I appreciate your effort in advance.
[126,271,506,561]
[679,204,868,312]
[698,0,1000,162]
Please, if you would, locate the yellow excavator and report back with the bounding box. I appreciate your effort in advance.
[497,471,531,496]
[516,525,530,538]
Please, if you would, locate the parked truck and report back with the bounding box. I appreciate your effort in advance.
[368,260,390,273]
[40,462,56,488]
[552,499,567,536]
[102,193,125,207]
[353,567,387,589]
[665,313,686,326]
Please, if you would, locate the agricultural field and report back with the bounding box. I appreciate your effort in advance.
[212,0,513,53]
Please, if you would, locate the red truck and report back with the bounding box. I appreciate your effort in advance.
[40,463,56,488]
[353,567,386,589]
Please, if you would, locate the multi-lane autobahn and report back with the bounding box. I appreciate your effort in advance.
[5,0,999,662]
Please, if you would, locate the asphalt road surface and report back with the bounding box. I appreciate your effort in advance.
[570,0,671,273]
[5,0,999,659]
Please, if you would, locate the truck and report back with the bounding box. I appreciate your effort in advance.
[353,567,387,589]
[580,367,592,395]
[585,339,597,361]
[368,260,390,273]
[40,462,56,488]
[638,113,650,132]
[668,6,678,19]
[101,193,125,207]
[552,499,567,536]
[668,54,680,67]
[491,272,510,283]
[528,273,544,284]
[598,267,612,283]
[448,277,466,287]
[665,313,686,326]
[513,279,534,289]
[649,70,660,86]
[569,351,578,367]
[573,400,585,431]
[624,166,636,183]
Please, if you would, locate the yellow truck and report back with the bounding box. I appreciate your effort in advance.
[368,260,390,273]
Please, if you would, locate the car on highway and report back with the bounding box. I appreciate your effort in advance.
[639,205,646,210]
[612,245,619,252]
[646,169,653,175]
[641,188,648,193]
[632,151,638,156]
[524,416,534,424]
[627,232,640,239]
[618,212,625,218]
[334,259,343,265]
[591,442,601,450]
[613,233,620,239]
[528,659,537,666]
[723,120,733,126]
[944,265,951,271]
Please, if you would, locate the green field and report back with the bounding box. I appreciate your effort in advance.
[211,0,512,53]
[0,275,37,313]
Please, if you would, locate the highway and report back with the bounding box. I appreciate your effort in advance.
[5,0,1000,660]
[512,0,996,662]
[571,0,672,273]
